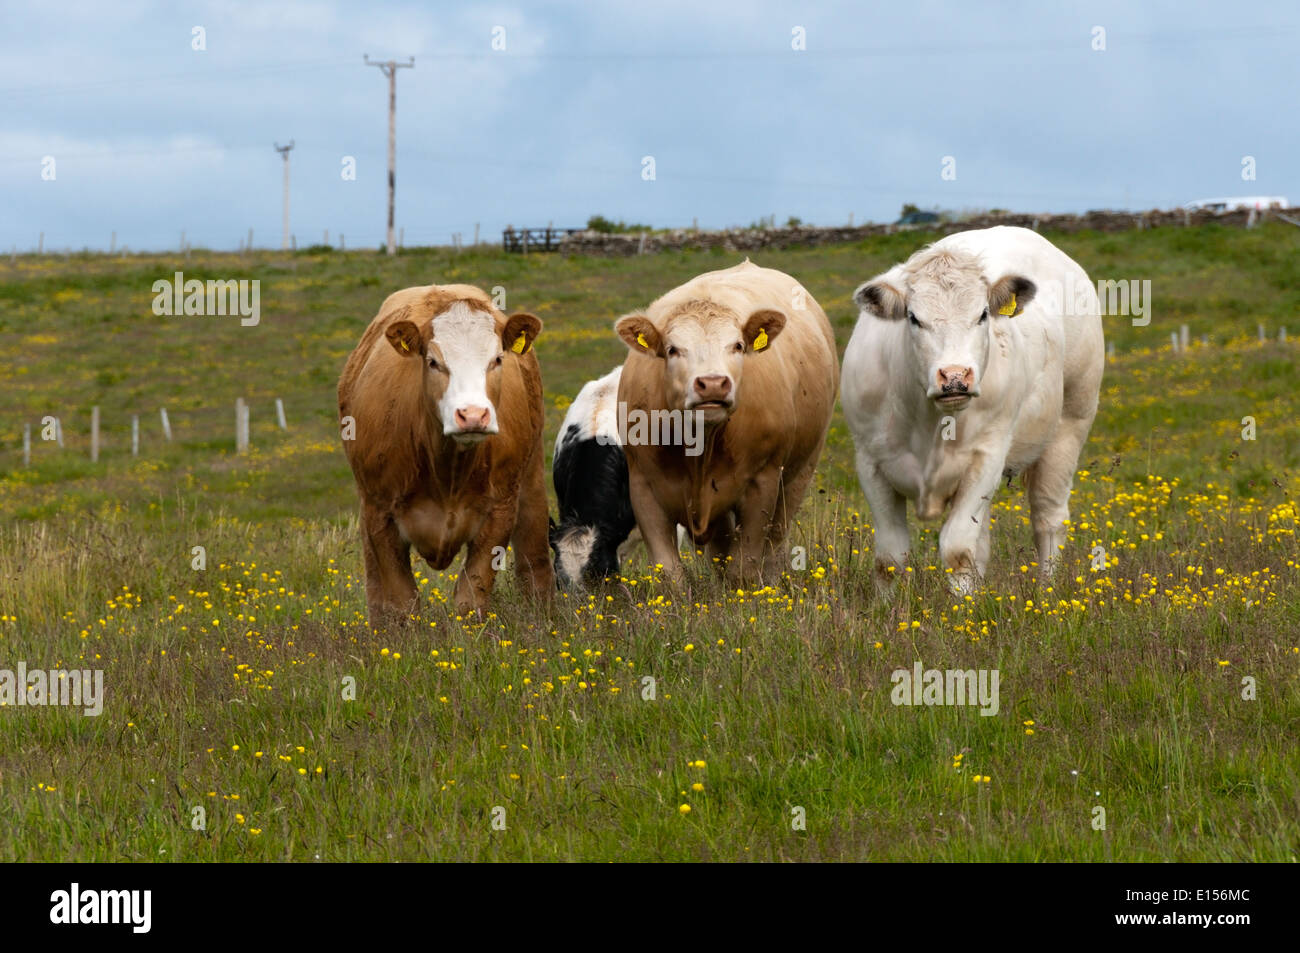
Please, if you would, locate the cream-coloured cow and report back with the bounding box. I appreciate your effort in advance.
[615,260,839,583]
[841,226,1104,593]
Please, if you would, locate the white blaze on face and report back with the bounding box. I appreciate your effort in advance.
[430,302,502,436]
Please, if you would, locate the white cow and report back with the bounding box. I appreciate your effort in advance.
[841,226,1104,593]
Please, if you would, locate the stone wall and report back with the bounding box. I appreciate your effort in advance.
[555,207,1293,257]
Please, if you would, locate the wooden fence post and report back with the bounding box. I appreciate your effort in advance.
[131,414,139,457]
[160,407,172,441]
[91,406,100,462]
[275,398,287,430]
[236,398,249,453]
[23,424,31,467]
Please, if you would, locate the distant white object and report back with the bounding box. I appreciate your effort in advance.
[1183,196,1289,213]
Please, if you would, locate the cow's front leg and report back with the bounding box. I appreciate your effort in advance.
[628,462,684,582]
[456,501,514,616]
[938,449,1005,595]
[855,449,911,590]
[361,505,418,624]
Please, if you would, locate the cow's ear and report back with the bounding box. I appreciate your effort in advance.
[502,312,542,354]
[854,280,906,320]
[616,313,663,357]
[386,319,425,357]
[989,275,1036,317]
[743,309,786,353]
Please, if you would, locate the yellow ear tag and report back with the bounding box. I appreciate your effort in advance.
[399,339,410,351]
[753,328,768,351]
[637,333,649,350]
[511,333,528,354]
[998,294,1017,316]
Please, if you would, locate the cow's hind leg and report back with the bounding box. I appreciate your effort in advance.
[762,462,815,581]
[703,512,736,577]
[361,507,418,625]
[511,446,556,600]
[730,468,783,586]
[1023,416,1093,577]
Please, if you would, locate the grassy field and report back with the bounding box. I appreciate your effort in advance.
[1,223,1298,861]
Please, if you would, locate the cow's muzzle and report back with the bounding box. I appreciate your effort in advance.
[449,405,496,442]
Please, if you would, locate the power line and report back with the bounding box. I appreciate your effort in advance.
[4,24,1294,100]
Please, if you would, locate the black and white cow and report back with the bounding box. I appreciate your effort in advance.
[550,367,638,587]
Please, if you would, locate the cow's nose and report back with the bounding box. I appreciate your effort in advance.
[937,366,975,392]
[693,375,732,401]
[454,406,491,430]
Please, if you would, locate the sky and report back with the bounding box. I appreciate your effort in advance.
[2,0,1296,252]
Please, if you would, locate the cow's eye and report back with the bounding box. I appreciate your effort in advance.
[493,354,503,367]
[907,311,920,327]
[734,341,745,353]
[979,309,989,324]
[666,345,679,358]
[428,358,440,371]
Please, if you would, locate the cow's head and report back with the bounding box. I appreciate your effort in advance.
[386,298,542,444]
[853,249,1035,412]
[615,300,786,425]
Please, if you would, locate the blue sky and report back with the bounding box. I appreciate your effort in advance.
[2,0,1296,251]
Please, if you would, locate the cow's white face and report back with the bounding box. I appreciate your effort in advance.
[854,254,1035,412]
[616,303,786,425]
[386,300,541,444]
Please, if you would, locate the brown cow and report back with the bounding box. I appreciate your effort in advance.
[338,283,553,620]
[614,260,839,583]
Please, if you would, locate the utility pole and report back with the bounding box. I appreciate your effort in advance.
[274,140,295,250]
[364,54,414,256]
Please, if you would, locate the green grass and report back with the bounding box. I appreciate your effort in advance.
[0,223,1298,860]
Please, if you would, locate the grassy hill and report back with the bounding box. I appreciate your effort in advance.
[1,222,1297,860]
